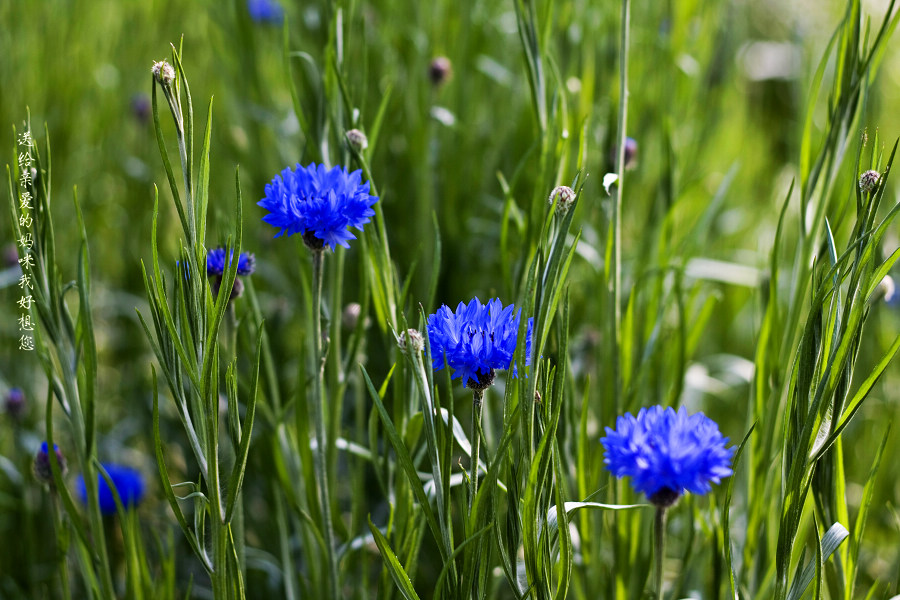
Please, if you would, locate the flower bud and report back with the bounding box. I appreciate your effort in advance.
[859,170,880,193]
[34,442,67,486]
[429,56,452,86]
[343,303,362,329]
[5,387,25,419]
[399,329,425,353]
[3,244,19,267]
[151,60,175,86]
[548,185,576,214]
[345,129,368,152]
[610,136,638,170]
[131,93,151,124]
[879,275,897,304]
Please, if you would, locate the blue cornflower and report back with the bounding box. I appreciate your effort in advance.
[247,0,283,23]
[601,406,734,506]
[77,463,146,515]
[206,247,256,276]
[426,297,533,390]
[258,163,378,251]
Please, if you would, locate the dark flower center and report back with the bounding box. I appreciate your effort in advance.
[209,276,244,300]
[302,230,325,251]
[648,487,680,508]
[467,369,495,391]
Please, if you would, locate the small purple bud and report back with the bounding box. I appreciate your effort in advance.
[2,244,19,268]
[5,388,25,419]
[429,57,452,86]
[34,442,67,486]
[859,170,880,193]
[610,137,638,170]
[131,93,151,125]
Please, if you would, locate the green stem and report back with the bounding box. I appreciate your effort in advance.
[226,305,247,585]
[311,249,340,599]
[469,389,484,511]
[274,483,298,600]
[49,492,71,599]
[208,404,228,598]
[610,0,631,417]
[654,506,668,600]
[67,384,115,600]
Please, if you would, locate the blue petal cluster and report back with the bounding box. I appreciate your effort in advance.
[206,248,255,276]
[247,0,283,23]
[601,406,734,505]
[258,163,378,251]
[426,297,533,389]
[77,463,146,515]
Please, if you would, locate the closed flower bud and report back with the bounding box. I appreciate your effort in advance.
[610,137,638,170]
[3,244,18,267]
[548,185,576,214]
[878,275,897,304]
[34,442,67,486]
[131,93,151,124]
[343,302,362,329]
[151,60,175,86]
[346,129,368,152]
[429,57,452,86]
[859,170,880,193]
[5,387,25,419]
[399,329,425,353]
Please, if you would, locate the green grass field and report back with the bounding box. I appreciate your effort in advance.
[3,0,900,598]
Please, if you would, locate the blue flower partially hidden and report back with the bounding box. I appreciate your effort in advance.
[601,406,734,506]
[77,463,146,515]
[258,163,378,251]
[247,0,283,23]
[426,297,533,390]
[206,247,255,276]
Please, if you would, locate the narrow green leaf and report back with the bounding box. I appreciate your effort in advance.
[225,325,263,523]
[368,516,422,600]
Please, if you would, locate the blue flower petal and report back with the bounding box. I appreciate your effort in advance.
[77,463,146,515]
[207,247,256,276]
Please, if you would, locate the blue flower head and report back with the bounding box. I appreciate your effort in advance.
[601,406,734,506]
[206,247,255,276]
[77,463,146,515]
[247,0,283,23]
[426,297,533,390]
[258,163,378,252]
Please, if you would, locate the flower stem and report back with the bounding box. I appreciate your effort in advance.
[469,389,484,511]
[311,249,339,599]
[610,0,631,417]
[654,506,668,600]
